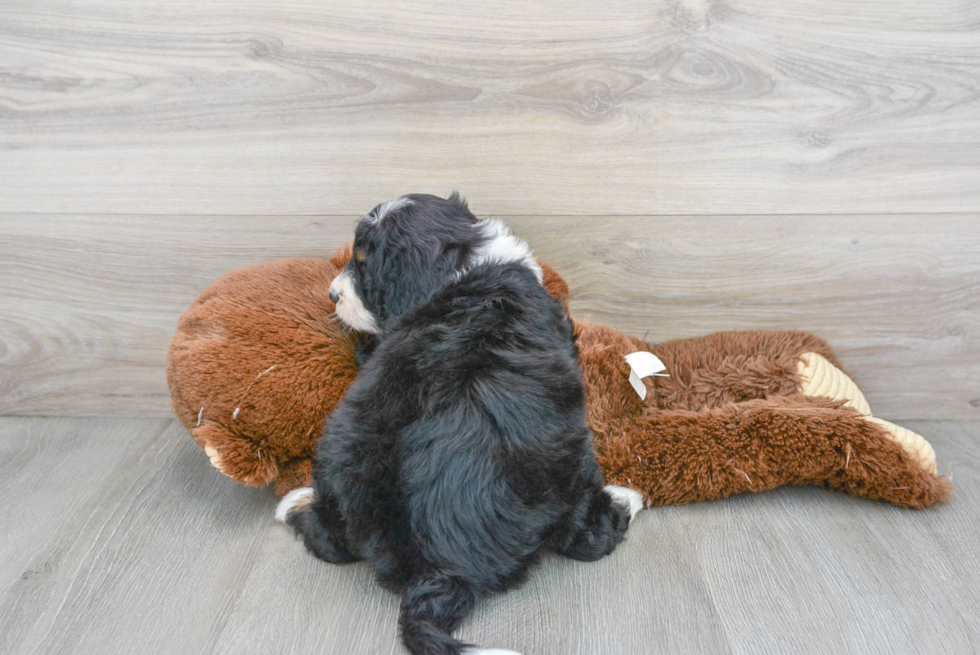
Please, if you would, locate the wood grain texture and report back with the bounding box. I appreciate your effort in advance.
[1,0,978,215]
[675,419,980,654]
[2,214,977,419]
[0,418,278,655]
[0,418,976,654]
[0,215,358,416]
[518,215,980,421]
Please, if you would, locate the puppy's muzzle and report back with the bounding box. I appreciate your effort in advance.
[329,274,344,303]
[329,269,379,333]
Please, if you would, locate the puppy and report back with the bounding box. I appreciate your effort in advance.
[277,193,642,655]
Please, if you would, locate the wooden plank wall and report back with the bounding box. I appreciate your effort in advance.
[2,215,978,419]
[1,1,978,419]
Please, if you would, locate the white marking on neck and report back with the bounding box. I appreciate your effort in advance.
[468,217,543,283]
[366,196,413,224]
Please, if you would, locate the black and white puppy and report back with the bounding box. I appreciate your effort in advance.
[277,193,642,655]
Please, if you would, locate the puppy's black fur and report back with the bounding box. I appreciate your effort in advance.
[285,194,632,655]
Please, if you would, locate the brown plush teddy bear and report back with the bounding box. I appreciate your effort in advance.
[167,248,951,509]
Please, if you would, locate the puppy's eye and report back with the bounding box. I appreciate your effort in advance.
[355,250,366,263]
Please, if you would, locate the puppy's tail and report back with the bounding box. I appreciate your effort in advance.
[399,574,522,655]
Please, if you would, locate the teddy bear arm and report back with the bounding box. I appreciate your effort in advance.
[796,351,938,474]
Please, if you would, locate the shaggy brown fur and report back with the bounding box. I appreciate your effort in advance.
[573,323,952,508]
[167,249,358,496]
[168,251,952,508]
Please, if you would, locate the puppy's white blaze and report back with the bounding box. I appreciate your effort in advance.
[275,487,314,523]
[330,270,380,334]
[328,269,351,302]
[470,217,543,284]
[366,196,413,224]
[604,485,644,521]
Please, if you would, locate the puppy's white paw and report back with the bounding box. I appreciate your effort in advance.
[463,649,523,655]
[275,487,314,523]
[604,485,644,521]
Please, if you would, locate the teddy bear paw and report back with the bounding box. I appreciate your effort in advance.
[798,352,871,416]
[866,417,938,474]
[604,485,644,521]
[203,445,231,477]
[798,352,938,474]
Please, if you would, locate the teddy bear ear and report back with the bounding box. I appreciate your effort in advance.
[539,260,570,308]
[328,243,354,269]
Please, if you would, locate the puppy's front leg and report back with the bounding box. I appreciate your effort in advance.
[276,488,361,564]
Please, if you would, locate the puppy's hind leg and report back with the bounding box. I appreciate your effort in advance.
[554,481,642,562]
[604,485,644,521]
[275,487,360,564]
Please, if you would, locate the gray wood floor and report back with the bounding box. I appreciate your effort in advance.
[1,417,977,655]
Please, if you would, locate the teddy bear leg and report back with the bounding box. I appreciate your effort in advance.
[592,397,951,509]
[797,351,871,415]
[797,352,937,474]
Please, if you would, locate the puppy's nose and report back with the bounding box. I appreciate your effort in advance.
[329,288,341,303]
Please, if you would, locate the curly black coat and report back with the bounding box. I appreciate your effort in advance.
[281,193,634,655]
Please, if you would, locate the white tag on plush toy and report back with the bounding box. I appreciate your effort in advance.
[625,351,668,400]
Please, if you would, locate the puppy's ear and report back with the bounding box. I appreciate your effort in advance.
[446,191,470,213]
[365,192,481,328]
[375,238,464,324]
[434,240,470,276]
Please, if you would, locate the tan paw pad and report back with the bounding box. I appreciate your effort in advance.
[866,417,938,474]
[203,445,230,477]
[798,352,872,416]
[798,353,937,474]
